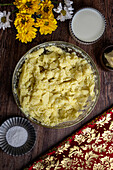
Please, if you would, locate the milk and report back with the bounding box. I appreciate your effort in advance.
[72,8,105,42]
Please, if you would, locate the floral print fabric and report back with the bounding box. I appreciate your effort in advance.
[26,107,113,170]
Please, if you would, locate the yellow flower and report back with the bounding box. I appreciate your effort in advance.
[14,0,41,14]
[14,13,37,43]
[39,0,54,18]
[35,18,57,35]
[14,13,35,32]
[16,26,37,43]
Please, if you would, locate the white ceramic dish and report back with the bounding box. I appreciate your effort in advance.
[69,8,106,44]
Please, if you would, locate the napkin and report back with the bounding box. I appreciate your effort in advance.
[25,107,113,170]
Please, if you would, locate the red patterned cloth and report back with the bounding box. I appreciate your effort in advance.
[25,107,113,170]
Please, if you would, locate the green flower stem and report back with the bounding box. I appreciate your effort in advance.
[51,1,58,4]
[12,9,18,14]
[0,3,14,6]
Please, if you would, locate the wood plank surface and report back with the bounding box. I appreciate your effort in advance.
[0,0,113,169]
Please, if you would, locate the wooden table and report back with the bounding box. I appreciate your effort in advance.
[0,0,113,169]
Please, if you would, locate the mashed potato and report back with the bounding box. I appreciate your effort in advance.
[17,46,95,126]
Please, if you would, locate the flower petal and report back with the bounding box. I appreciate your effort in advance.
[53,2,62,13]
[64,0,73,7]
[57,14,66,22]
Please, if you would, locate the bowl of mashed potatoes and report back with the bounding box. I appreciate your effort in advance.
[12,41,100,128]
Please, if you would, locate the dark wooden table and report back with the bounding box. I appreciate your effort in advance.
[0,0,113,169]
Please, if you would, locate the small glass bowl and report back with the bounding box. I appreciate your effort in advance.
[100,45,113,71]
[12,41,100,129]
[69,7,106,45]
[0,117,36,156]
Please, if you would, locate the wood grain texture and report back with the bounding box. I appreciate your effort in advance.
[0,0,113,169]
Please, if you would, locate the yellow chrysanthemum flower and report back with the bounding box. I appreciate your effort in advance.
[16,26,37,43]
[15,13,37,43]
[39,0,54,19]
[35,18,57,35]
[14,0,41,14]
[14,13,35,32]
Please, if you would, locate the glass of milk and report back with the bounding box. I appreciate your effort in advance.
[70,8,106,44]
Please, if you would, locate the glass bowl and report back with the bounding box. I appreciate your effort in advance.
[12,41,100,129]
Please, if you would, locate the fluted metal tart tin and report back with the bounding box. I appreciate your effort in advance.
[0,117,36,156]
